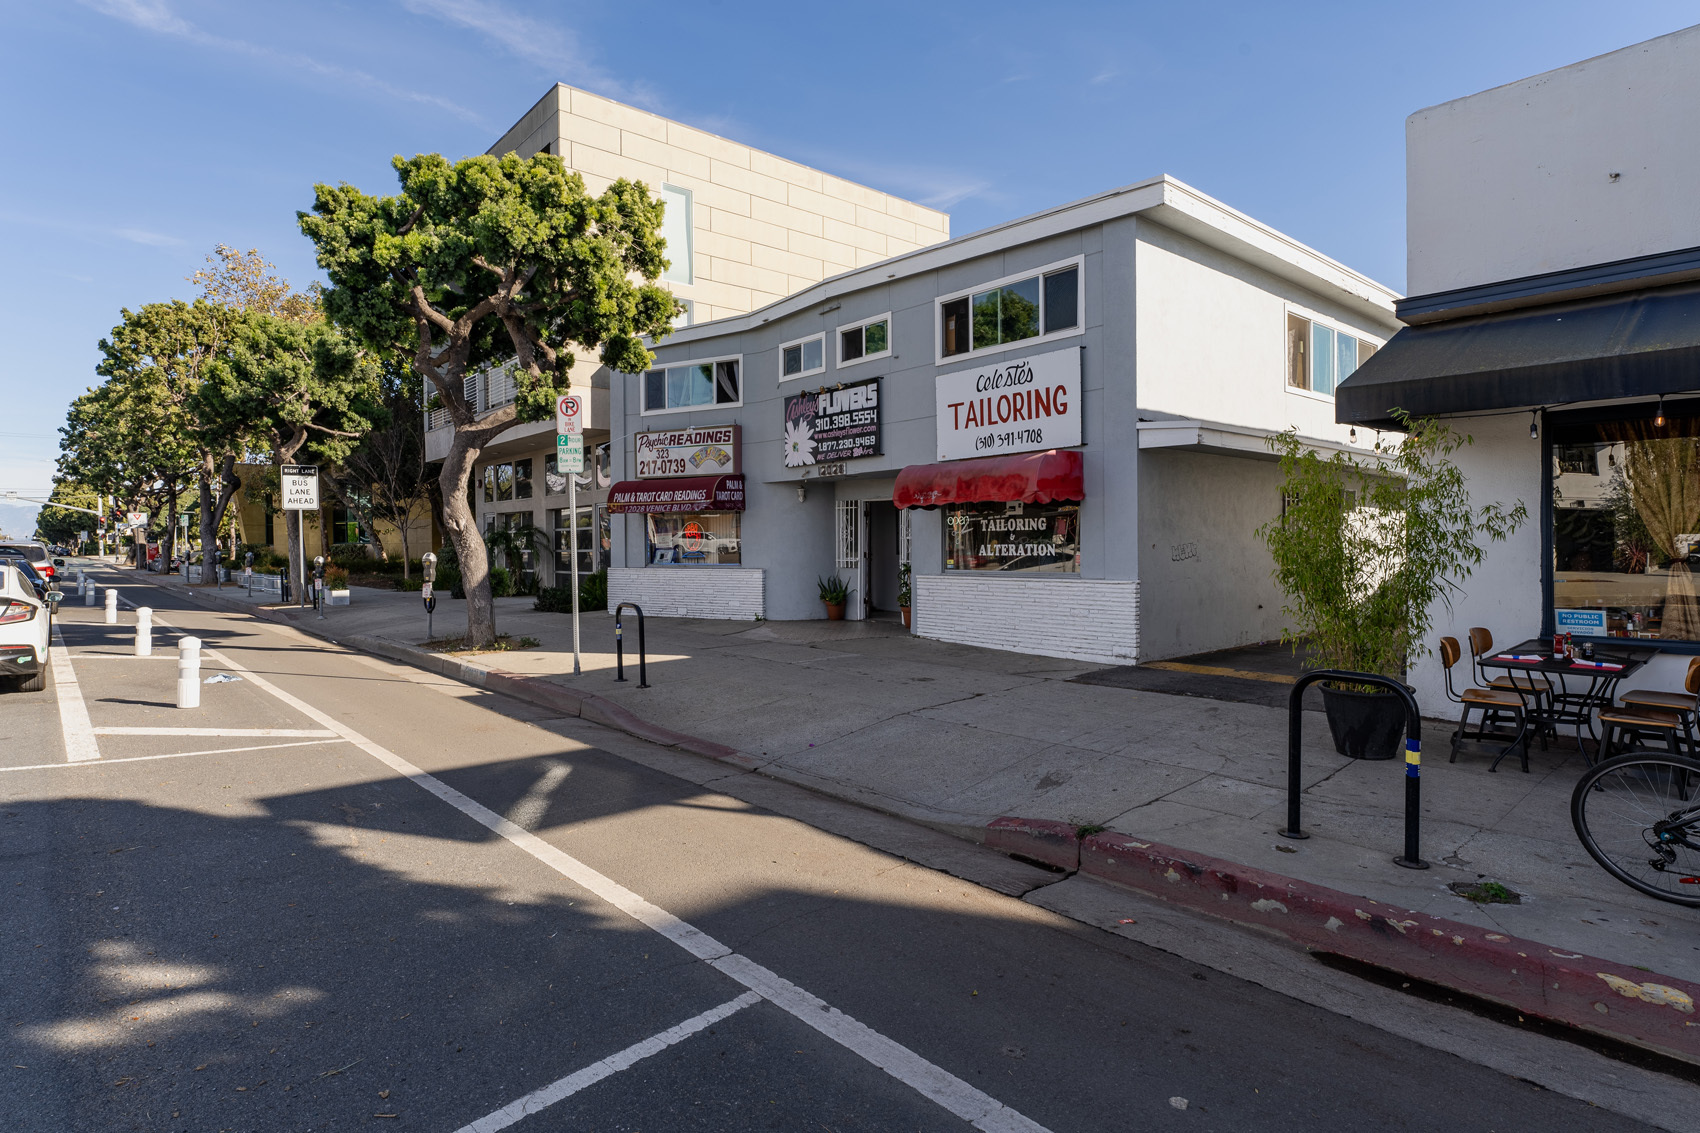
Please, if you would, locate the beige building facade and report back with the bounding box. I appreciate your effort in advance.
[434,85,950,591]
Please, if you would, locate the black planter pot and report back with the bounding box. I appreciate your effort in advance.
[1319,683,1407,761]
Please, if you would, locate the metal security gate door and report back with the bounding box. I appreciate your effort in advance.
[834,499,867,620]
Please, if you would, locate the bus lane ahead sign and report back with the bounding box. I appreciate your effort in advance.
[281,465,320,510]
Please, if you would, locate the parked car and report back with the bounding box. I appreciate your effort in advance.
[0,562,59,692]
[0,557,49,601]
[0,540,59,586]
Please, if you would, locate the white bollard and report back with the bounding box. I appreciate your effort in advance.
[134,607,153,657]
[104,589,118,623]
[85,581,96,606]
[176,637,201,709]
[77,571,86,595]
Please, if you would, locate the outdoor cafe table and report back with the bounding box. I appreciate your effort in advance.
[1477,638,1658,761]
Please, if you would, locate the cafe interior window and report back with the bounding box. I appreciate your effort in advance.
[838,314,890,365]
[486,511,538,589]
[781,333,826,380]
[943,501,1080,573]
[939,261,1081,359]
[1286,313,1376,397]
[645,511,741,565]
[513,457,533,500]
[643,357,740,412]
[1550,406,1700,640]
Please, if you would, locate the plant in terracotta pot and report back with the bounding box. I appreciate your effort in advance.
[818,574,852,620]
[898,561,912,628]
[1257,413,1526,759]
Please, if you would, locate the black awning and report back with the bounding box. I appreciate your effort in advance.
[1335,281,1700,429]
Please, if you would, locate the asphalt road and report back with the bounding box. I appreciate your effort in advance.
[0,565,1671,1132]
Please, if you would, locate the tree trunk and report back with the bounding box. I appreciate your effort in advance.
[199,454,241,587]
[397,501,413,580]
[164,487,179,573]
[439,431,495,647]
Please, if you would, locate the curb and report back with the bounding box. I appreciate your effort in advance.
[140,573,1700,1064]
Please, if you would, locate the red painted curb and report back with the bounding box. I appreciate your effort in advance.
[984,816,1081,870]
[1078,831,1700,1063]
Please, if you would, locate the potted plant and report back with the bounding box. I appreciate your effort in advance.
[898,562,912,628]
[818,574,852,620]
[324,563,352,605]
[1257,413,1526,759]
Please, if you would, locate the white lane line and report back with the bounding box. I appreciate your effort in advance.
[0,739,342,774]
[91,727,338,738]
[48,626,100,763]
[187,632,1051,1133]
[455,992,761,1133]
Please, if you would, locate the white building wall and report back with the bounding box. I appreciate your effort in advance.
[912,576,1138,665]
[1407,25,1700,294]
[1134,222,1397,448]
[607,566,764,620]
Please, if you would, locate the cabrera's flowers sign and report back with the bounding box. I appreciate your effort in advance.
[782,377,882,468]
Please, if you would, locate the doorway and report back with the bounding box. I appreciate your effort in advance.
[866,501,903,616]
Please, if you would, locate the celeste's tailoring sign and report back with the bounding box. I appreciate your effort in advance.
[934,347,1081,461]
[634,425,739,479]
[782,377,880,468]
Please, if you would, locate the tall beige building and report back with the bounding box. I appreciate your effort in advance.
[429,84,949,591]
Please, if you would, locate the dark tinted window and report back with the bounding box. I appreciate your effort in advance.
[941,297,970,356]
[715,360,740,404]
[644,369,665,411]
[1043,267,1078,333]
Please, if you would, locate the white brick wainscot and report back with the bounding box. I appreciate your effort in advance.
[911,576,1138,665]
[608,567,765,620]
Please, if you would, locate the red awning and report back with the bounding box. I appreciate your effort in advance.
[607,475,745,513]
[892,449,1083,510]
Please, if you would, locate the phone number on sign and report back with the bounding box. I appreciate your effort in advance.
[974,427,1045,452]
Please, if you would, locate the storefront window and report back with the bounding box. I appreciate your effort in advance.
[514,458,532,500]
[943,501,1079,573]
[555,506,600,578]
[1551,410,1700,639]
[645,511,741,565]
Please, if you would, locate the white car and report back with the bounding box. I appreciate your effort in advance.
[0,561,59,692]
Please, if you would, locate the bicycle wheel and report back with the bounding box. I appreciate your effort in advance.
[1572,751,1700,907]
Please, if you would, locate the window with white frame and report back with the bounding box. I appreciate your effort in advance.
[660,184,693,285]
[672,298,695,328]
[780,333,825,381]
[938,259,1081,361]
[1286,312,1377,397]
[837,313,890,366]
[642,356,741,413]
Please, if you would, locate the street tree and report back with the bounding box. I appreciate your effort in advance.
[187,246,324,577]
[299,151,678,647]
[200,313,382,593]
[34,479,101,550]
[330,354,433,575]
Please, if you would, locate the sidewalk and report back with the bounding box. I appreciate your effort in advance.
[119,568,1700,1057]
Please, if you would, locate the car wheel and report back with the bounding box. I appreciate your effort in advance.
[17,667,47,693]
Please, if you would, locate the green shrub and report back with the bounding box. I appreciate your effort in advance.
[489,566,514,598]
[534,585,571,612]
[329,543,376,567]
[581,567,607,611]
[398,575,424,592]
[323,564,350,589]
[443,565,464,599]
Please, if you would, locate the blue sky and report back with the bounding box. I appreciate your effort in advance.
[2,0,1696,534]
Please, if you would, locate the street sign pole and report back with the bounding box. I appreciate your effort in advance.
[280,465,320,609]
[556,392,585,677]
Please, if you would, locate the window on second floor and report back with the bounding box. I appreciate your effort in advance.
[780,334,825,380]
[643,357,741,413]
[939,260,1081,360]
[1286,312,1377,397]
[838,314,890,365]
[660,184,693,285]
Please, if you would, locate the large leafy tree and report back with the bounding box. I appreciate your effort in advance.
[299,151,677,647]
[34,479,100,550]
[331,354,433,574]
[199,314,382,593]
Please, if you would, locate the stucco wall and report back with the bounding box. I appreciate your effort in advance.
[1407,25,1700,294]
[1134,221,1397,450]
[607,566,764,620]
[1406,414,1545,712]
[1135,449,1287,661]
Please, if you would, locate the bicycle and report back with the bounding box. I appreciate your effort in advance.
[1572,750,1700,907]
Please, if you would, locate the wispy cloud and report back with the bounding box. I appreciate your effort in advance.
[79,0,483,123]
[114,227,183,247]
[399,0,661,109]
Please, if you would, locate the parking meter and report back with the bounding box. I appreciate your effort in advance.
[243,550,254,594]
[312,555,326,618]
[421,552,438,637]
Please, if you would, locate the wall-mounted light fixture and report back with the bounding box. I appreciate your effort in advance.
[1530,409,1539,440]
[1657,395,1667,428]
[796,483,808,502]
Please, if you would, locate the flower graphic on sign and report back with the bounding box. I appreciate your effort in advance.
[783,421,816,468]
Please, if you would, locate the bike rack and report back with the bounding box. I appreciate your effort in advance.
[613,602,649,688]
[1281,669,1428,870]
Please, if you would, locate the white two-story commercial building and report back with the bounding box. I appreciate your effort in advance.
[604,175,1402,665]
